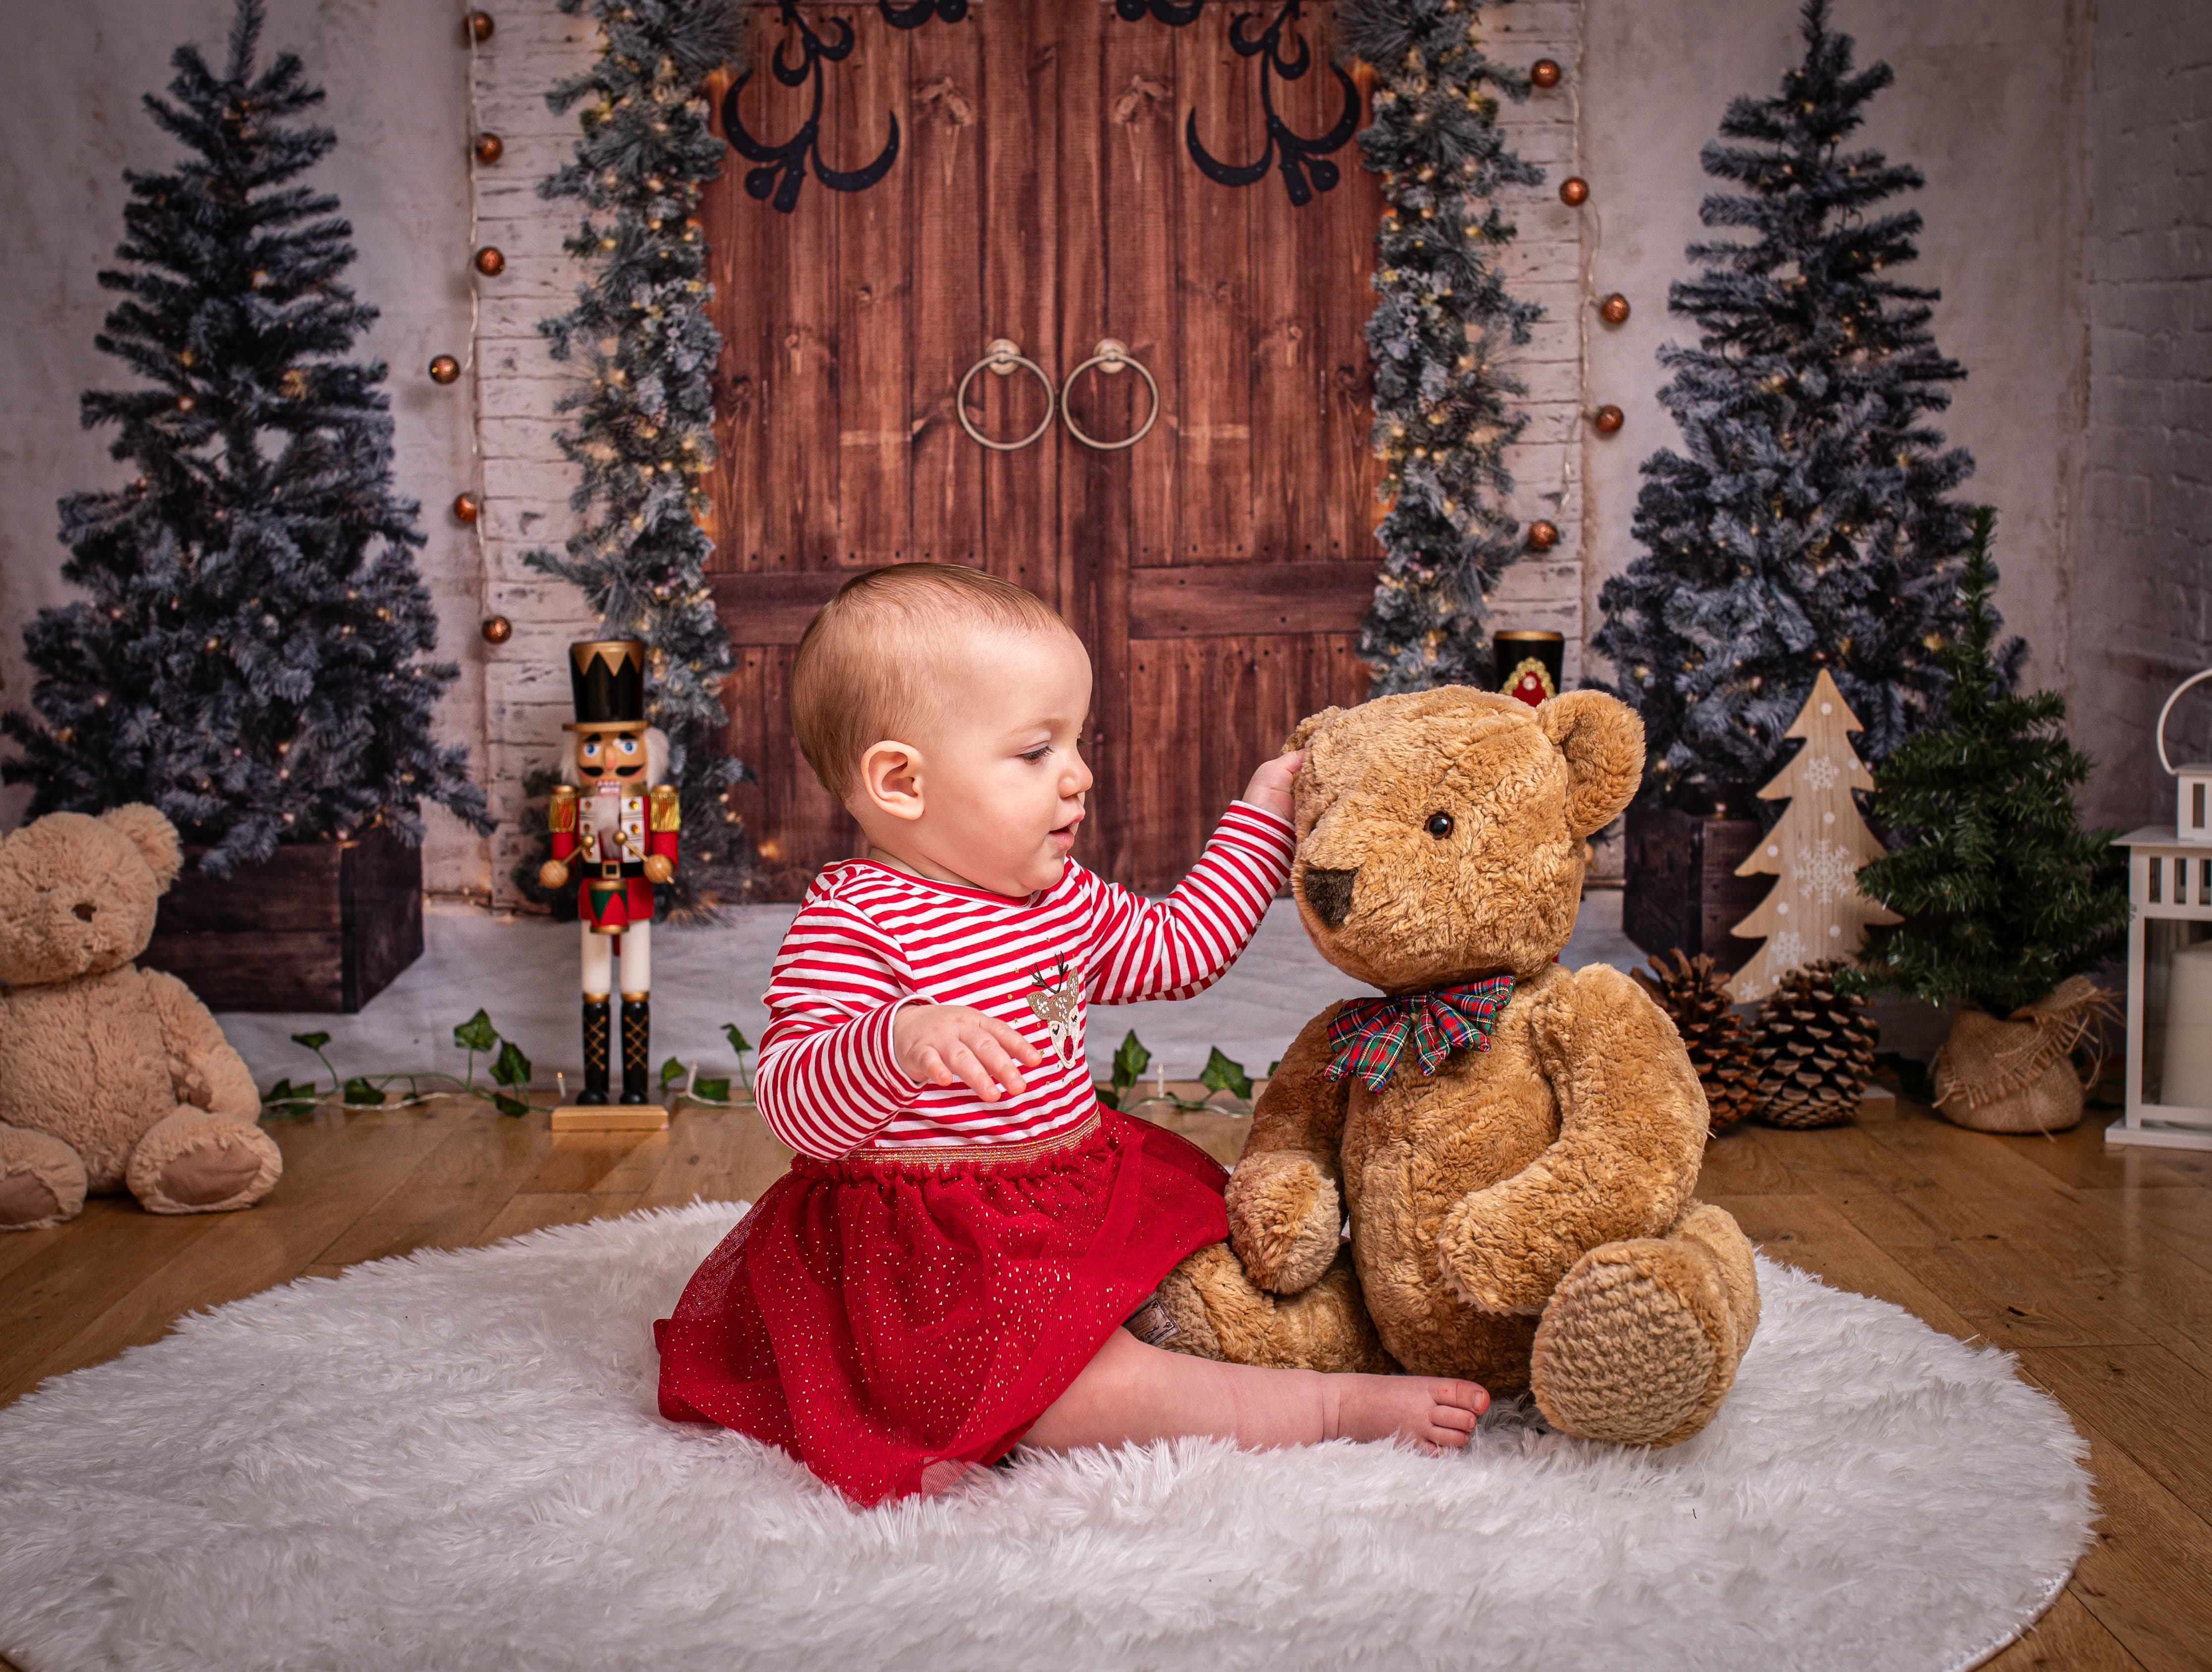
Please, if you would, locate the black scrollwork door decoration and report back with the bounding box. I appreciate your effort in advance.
[1117,0,1361,208]
[721,0,963,214]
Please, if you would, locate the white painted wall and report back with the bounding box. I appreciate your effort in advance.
[2,0,2203,893]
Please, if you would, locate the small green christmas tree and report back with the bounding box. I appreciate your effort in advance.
[1850,508,2127,1017]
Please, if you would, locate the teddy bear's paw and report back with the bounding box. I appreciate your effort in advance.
[0,1124,89,1230]
[125,1106,282,1215]
[1528,1236,1738,1448]
[1436,1196,1560,1316]
[1225,1151,1341,1296]
[1141,1244,1392,1373]
[1130,1248,1231,1361]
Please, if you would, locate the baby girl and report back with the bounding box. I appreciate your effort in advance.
[654,563,1486,1504]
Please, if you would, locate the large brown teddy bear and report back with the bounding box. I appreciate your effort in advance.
[1149,688,1760,1447]
[0,806,282,1230]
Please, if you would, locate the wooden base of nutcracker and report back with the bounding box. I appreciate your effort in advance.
[1621,796,1768,976]
[549,1104,669,1133]
[142,825,424,1013]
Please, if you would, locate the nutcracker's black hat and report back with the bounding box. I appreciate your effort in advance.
[565,639,650,733]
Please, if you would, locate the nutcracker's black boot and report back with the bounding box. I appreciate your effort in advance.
[620,996,652,1105]
[579,998,612,1105]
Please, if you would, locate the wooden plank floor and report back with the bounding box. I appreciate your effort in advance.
[2,1091,2209,1670]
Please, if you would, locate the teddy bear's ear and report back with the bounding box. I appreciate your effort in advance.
[1538,692,1645,838]
[99,804,185,892]
[1283,706,1344,754]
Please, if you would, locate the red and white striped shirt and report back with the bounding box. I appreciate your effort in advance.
[755,803,1296,1160]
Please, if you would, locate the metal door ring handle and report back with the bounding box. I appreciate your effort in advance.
[956,339,1056,451]
[1061,338,1160,451]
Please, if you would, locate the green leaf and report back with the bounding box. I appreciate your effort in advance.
[491,1038,532,1089]
[723,1024,751,1056]
[290,1030,332,1052]
[1199,1047,1253,1102]
[452,1009,499,1053]
[1111,1030,1151,1092]
[693,1076,731,1103]
[660,1055,687,1088]
[1267,1059,1282,1078]
[262,1078,317,1117]
[341,1076,384,1107]
[491,1092,531,1118]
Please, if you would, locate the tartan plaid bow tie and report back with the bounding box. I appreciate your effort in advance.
[1325,974,1516,1092]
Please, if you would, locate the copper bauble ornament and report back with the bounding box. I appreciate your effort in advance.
[175,394,195,413]
[1593,404,1625,435]
[453,493,481,524]
[473,246,506,277]
[1526,519,1560,551]
[1599,292,1631,325]
[481,614,512,644]
[1530,58,1562,88]
[428,354,461,385]
[1559,176,1590,207]
[466,10,494,43]
[473,131,504,165]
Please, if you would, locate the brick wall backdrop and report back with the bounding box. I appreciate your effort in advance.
[2079,0,2212,832]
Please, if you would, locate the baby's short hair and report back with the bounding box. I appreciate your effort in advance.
[790,563,1074,803]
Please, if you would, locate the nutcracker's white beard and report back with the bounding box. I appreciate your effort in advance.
[559,725,671,789]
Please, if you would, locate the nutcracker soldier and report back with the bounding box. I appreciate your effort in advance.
[538,640,680,1105]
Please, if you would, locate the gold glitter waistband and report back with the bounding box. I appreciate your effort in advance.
[850,1110,1103,1171]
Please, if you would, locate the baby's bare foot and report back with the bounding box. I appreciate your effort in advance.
[1324,1373,1488,1453]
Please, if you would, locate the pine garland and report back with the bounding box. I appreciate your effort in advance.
[1337,0,1545,693]
[1592,0,1974,800]
[1849,508,2127,1017]
[523,0,760,916]
[1,0,489,877]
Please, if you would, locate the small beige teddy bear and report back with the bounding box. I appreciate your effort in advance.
[0,805,281,1230]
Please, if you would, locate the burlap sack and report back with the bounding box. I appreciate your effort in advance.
[1930,976,2115,1135]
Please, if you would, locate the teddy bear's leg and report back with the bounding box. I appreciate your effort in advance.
[1135,1243,1395,1374]
[0,1124,90,1230]
[124,1106,283,1215]
[1528,1202,1758,1448]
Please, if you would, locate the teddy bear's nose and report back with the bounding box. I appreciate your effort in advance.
[1301,866,1358,930]
[72,901,96,922]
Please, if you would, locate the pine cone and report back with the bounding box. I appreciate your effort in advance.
[1749,960,1879,1128]
[1633,949,1761,1135]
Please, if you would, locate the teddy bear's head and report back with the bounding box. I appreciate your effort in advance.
[0,806,184,987]
[1286,688,1643,993]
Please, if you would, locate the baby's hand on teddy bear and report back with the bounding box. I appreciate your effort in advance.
[893,1003,1043,1104]
[1241,749,1304,823]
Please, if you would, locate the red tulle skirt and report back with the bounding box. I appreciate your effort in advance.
[654,1106,1228,1506]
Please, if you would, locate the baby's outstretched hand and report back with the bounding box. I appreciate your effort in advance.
[894,1003,1044,1103]
[1241,748,1304,822]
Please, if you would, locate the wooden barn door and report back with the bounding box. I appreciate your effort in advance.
[703,0,1382,896]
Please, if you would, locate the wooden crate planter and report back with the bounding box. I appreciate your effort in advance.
[143,825,424,1013]
[1622,798,1769,975]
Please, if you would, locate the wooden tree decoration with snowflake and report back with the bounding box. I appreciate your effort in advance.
[1729,669,1901,1001]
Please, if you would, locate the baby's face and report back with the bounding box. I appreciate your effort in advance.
[899,626,1094,897]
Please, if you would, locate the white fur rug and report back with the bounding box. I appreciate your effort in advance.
[0,1204,2093,1672]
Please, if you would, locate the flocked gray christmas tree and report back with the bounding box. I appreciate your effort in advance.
[522,0,761,918]
[1338,0,1545,693]
[2,0,489,877]
[1592,0,1974,802]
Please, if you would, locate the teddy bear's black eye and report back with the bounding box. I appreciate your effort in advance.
[1426,812,1454,839]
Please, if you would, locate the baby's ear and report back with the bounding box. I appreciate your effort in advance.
[1283,706,1343,754]
[1537,692,1645,838]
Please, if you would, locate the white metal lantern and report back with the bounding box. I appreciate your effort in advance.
[2112,670,2212,1150]
[2157,668,2212,843]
